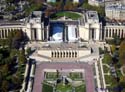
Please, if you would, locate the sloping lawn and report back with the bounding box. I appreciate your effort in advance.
[50,12,82,20]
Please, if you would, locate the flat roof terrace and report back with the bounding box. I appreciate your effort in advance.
[32,62,95,92]
[41,42,90,50]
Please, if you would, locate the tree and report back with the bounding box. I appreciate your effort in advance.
[3,57,12,65]
[0,71,2,83]
[10,49,18,58]
[64,1,74,10]
[26,47,32,55]
[113,34,121,45]
[7,31,13,48]
[122,89,125,92]
[5,0,14,3]
[1,64,9,77]
[1,80,9,92]
[0,54,3,61]
[111,45,116,54]
[11,76,21,89]
[119,40,125,65]
[14,30,24,41]
[55,1,62,11]
[18,50,26,65]
[82,0,105,17]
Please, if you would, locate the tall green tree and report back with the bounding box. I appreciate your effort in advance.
[0,54,3,61]
[1,80,9,92]
[119,40,125,65]
[1,64,9,77]
[18,50,26,65]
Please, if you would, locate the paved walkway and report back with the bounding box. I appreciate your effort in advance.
[102,64,110,68]
[120,66,125,76]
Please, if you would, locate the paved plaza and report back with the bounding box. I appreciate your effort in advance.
[32,62,95,92]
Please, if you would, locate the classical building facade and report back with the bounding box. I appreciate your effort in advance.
[105,4,125,20]
[79,11,102,40]
[0,11,44,41]
[88,0,125,6]
[0,11,125,42]
[30,43,91,62]
[104,23,125,39]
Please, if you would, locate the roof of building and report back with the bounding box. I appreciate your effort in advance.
[0,20,25,26]
[106,20,125,26]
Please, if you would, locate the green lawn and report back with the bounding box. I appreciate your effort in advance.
[46,72,58,80]
[50,12,82,20]
[105,75,112,84]
[69,72,83,80]
[103,65,109,73]
[75,84,86,92]
[116,69,122,77]
[42,83,53,92]
[102,53,112,64]
[56,83,72,92]
[104,75,118,86]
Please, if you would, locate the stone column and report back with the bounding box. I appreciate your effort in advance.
[3,29,6,38]
[89,29,92,40]
[6,29,9,37]
[111,28,113,38]
[64,26,67,42]
[71,51,72,58]
[94,29,96,40]
[46,26,49,41]
[99,27,102,40]
[42,28,44,41]
[58,51,60,58]
[120,29,122,38]
[89,29,90,40]
[0,30,1,38]
[104,28,106,40]
[4,29,7,38]
[53,51,55,58]
[76,26,79,38]
[41,23,44,41]
[31,29,35,40]
[64,51,66,58]
[114,29,116,36]
[123,29,125,38]
[107,29,109,38]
